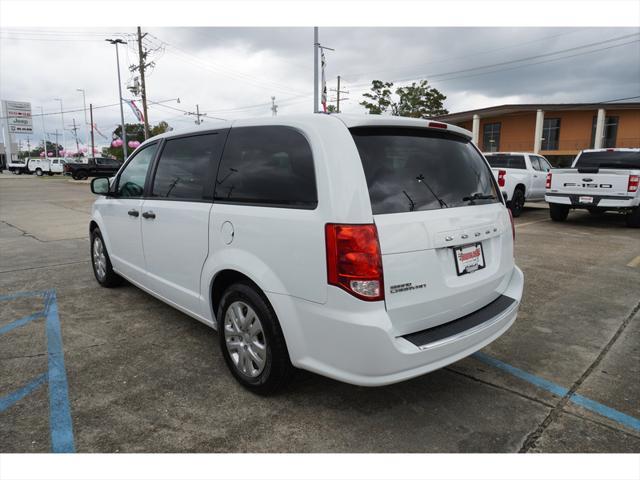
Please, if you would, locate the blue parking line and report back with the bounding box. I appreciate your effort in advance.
[0,311,45,336]
[0,291,47,302]
[0,373,47,413]
[43,290,75,453]
[472,351,640,433]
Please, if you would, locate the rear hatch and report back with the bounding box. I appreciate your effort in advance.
[549,150,640,197]
[351,127,514,336]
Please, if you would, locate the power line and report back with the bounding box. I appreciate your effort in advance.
[345,32,640,90]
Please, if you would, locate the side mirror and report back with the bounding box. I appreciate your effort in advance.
[91,177,111,195]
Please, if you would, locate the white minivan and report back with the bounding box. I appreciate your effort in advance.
[90,114,524,394]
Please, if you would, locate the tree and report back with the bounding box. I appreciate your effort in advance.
[23,141,63,159]
[360,79,449,118]
[395,80,448,118]
[326,105,337,113]
[105,122,171,160]
[360,80,394,115]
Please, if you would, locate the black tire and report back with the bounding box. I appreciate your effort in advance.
[508,188,525,217]
[35,168,43,177]
[549,203,570,222]
[75,170,88,180]
[217,282,294,395]
[625,208,640,228]
[90,227,123,287]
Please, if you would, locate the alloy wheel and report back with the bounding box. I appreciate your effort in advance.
[223,301,267,378]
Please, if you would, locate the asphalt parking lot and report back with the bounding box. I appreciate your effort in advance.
[1,174,639,453]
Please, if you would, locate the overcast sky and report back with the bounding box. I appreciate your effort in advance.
[1,26,639,151]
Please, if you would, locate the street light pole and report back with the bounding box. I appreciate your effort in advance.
[313,27,319,113]
[53,97,65,155]
[39,106,48,159]
[77,88,88,147]
[106,38,128,160]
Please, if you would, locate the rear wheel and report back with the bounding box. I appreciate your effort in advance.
[508,188,525,217]
[625,208,640,228]
[218,282,294,395]
[75,170,88,180]
[90,227,123,287]
[35,168,43,177]
[549,203,570,222]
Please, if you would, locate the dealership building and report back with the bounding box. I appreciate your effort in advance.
[435,102,640,166]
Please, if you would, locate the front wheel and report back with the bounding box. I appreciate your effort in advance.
[35,168,43,176]
[549,203,570,222]
[218,282,294,395]
[90,228,123,287]
[508,188,525,217]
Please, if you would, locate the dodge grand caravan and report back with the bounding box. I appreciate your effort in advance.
[89,114,524,394]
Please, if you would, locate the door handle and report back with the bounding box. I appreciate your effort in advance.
[127,209,139,217]
[142,211,156,219]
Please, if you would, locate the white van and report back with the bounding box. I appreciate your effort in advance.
[28,157,65,176]
[89,115,524,394]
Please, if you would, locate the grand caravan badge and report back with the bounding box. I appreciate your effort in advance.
[390,282,427,294]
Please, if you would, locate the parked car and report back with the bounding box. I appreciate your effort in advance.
[545,148,640,227]
[484,152,553,217]
[27,157,66,176]
[89,115,523,394]
[65,157,122,180]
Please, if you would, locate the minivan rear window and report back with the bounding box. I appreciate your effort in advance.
[574,151,640,169]
[351,127,499,215]
[485,154,527,169]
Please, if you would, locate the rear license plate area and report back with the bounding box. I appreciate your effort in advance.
[453,243,485,276]
[579,196,594,204]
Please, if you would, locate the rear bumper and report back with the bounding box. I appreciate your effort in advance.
[269,265,524,387]
[545,193,639,208]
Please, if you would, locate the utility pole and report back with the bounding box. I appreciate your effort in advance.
[330,75,349,113]
[77,88,88,146]
[185,105,207,125]
[271,96,278,117]
[136,26,151,139]
[106,38,128,160]
[89,103,95,159]
[53,97,65,153]
[313,27,319,113]
[40,106,48,159]
[70,118,80,153]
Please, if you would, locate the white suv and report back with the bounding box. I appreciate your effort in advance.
[89,115,524,394]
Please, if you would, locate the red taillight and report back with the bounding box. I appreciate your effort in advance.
[325,224,384,301]
[508,209,515,242]
[628,175,639,193]
[498,169,506,187]
[428,121,448,129]
[545,172,552,189]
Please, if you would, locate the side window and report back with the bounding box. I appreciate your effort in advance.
[116,143,158,198]
[151,132,225,200]
[214,126,318,208]
[529,156,542,171]
[538,157,552,171]
[95,158,104,166]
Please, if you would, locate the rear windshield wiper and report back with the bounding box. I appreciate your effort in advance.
[416,173,448,208]
[462,193,496,202]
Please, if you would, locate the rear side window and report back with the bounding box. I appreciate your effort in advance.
[574,151,640,169]
[351,127,499,215]
[486,154,527,169]
[152,132,226,200]
[214,126,317,208]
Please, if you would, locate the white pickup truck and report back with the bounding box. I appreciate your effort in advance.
[27,158,66,176]
[545,148,640,227]
[484,152,553,217]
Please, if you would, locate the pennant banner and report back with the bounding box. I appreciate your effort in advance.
[123,99,145,123]
[321,51,327,113]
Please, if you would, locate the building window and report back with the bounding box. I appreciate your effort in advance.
[541,118,560,150]
[482,123,501,152]
[590,116,618,148]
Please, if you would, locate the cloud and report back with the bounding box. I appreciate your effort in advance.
[1,27,638,151]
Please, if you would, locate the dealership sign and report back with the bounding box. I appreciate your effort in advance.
[1,100,33,133]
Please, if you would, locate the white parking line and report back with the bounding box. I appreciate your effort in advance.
[515,218,550,229]
[627,256,640,268]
